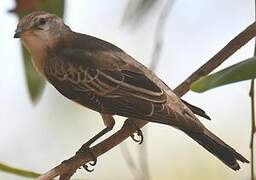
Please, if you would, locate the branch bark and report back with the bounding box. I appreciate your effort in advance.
[174,21,256,96]
[249,79,255,180]
[249,2,256,180]
[37,21,256,180]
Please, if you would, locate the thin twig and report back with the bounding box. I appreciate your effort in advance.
[249,79,255,180]
[37,21,256,180]
[249,2,256,179]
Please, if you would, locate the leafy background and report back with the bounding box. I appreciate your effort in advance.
[0,0,254,179]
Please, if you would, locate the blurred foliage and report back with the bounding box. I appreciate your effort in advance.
[191,57,256,92]
[122,0,160,25]
[10,0,65,103]
[0,162,40,178]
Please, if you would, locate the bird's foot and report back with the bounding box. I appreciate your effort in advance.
[125,120,144,144]
[75,143,97,172]
[130,129,144,144]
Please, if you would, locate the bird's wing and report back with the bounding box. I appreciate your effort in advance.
[181,99,211,120]
[44,47,173,121]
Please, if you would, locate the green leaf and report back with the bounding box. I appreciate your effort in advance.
[12,0,65,103]
[0,162,40,178]
[191,57,256,92]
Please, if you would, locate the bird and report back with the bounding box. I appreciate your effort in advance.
[14,11,248,171]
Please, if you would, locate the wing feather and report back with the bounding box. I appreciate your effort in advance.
[44,49,167,117]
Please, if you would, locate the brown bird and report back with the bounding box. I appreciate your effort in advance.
[14,11,248,171]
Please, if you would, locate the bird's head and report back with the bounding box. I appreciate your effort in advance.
[14,11,71,73]
[14,11,70,40]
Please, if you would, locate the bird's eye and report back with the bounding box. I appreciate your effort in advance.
[39,18,46,25]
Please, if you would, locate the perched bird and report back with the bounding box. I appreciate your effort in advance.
[14,11,248,171]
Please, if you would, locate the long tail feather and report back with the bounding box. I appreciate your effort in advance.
[184,129,249,170]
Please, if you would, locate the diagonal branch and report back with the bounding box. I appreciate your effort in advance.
[174,21,256,96]
[37,21,256,180]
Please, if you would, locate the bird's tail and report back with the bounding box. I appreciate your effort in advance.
[184,129,249,170]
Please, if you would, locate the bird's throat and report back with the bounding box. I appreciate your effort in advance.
[21,35,49,76]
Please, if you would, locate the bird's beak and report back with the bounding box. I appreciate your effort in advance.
[14,28,26,38]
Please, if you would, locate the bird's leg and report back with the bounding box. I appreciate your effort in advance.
[125,118,144,144]
[76,114,115,172]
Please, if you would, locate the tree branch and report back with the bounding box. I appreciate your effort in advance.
[249,79,255,180]
[249,2,256,180]
[37,21,256,180]
[174,21,256,96]
[249,2,256,178]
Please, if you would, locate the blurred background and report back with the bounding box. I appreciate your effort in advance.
[0,0,254,179]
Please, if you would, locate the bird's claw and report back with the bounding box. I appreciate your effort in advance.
[76,144,97,172]
[124,119,144,144]
[83,162,95,172]
[82,152,97,172]
[130,128,144,144]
